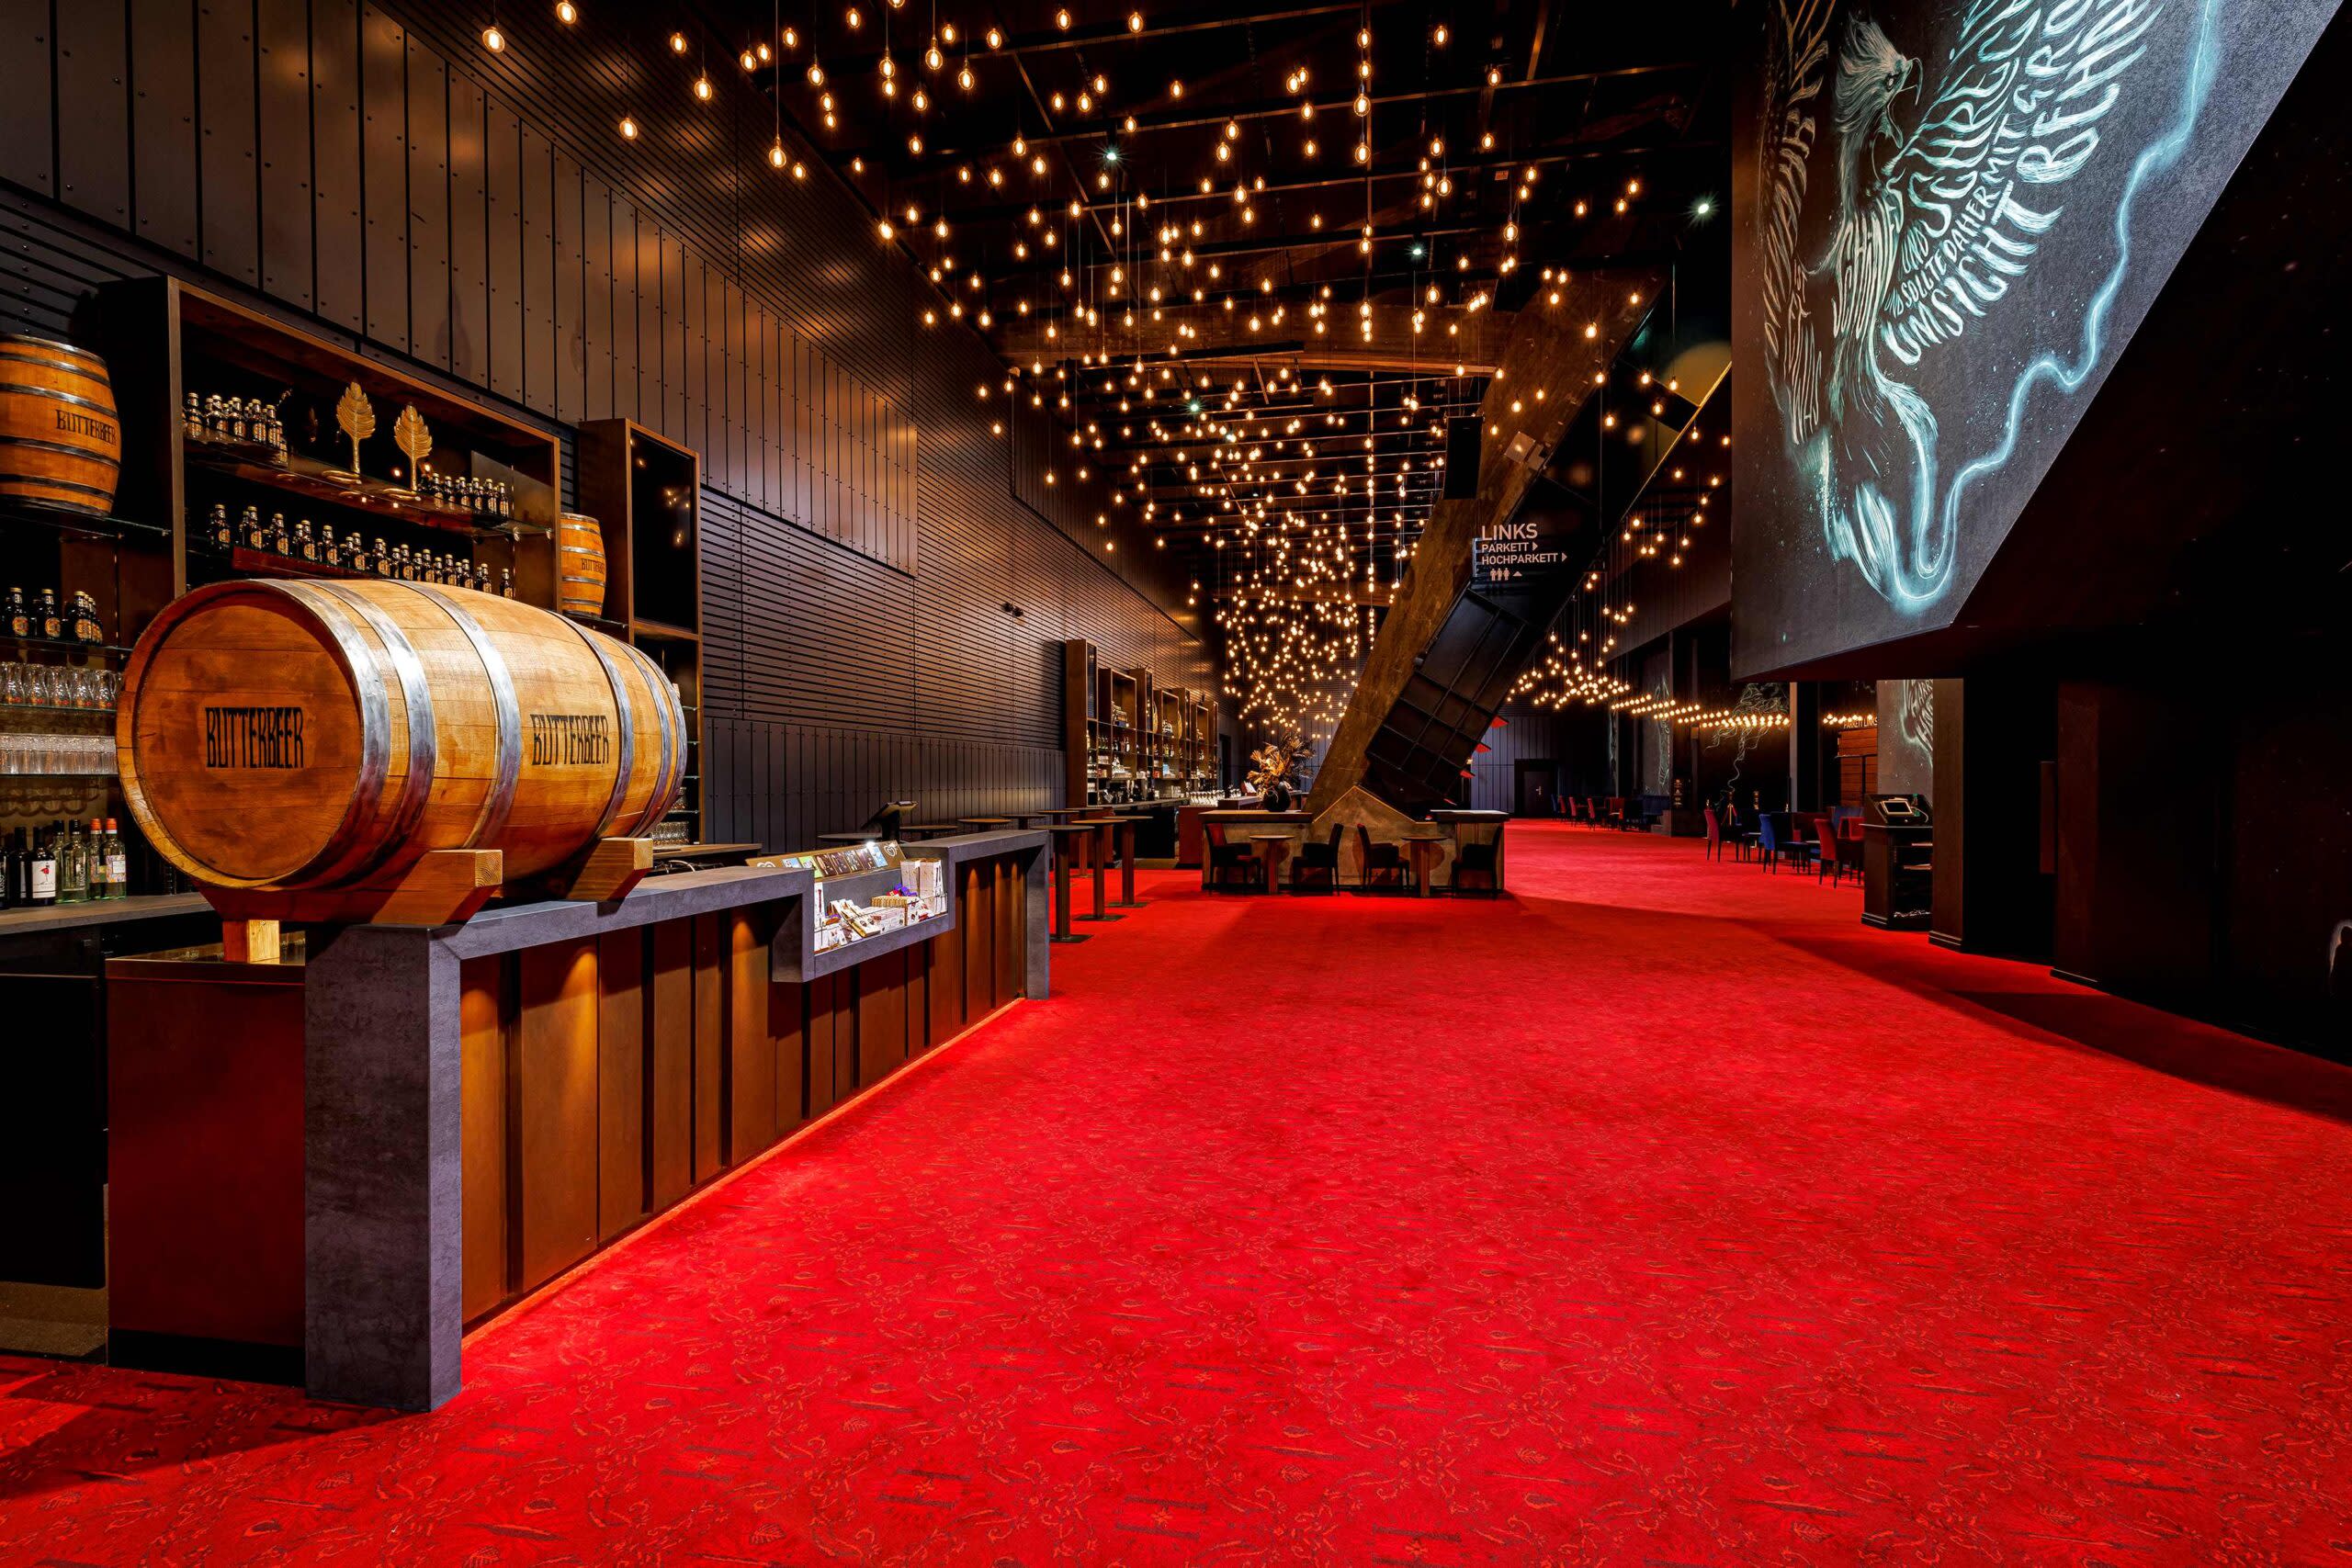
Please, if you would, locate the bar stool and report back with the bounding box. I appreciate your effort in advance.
[1078,811,1122,923]
[1107,814,1147,908]
[1044,824,1094,944]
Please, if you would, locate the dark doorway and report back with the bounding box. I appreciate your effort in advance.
[1514,760,1561,817]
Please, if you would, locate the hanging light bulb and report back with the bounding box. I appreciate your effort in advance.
[957,62,974,90]
[808,60,825,85]
[768,141,786,169]
[694,73,713,100]
[617,113,639,139]
[553,0,576,21]
[669,30,689,52]
[924,41,942,69]
[482,21,505,51]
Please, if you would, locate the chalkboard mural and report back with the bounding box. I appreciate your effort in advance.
[1733,0,2336,671]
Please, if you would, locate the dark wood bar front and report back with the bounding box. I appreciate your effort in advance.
[99,831,1046,1406]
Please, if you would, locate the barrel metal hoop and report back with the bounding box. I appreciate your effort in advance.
[614,638,680,829]
[561,618,637,840]
[411,584,523,850]
[309,583,440,876]
[0,472,119,503]
[0,347,114,380]
[0,332,103,359]
[273,582,402,886]
[0,380,119,417]
[0,437,120,468]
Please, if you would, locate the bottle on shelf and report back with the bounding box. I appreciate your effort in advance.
[37,589,62,641]
[83,818,107,901]
[183,392,204,442]
[240,504,267,552]
[5,586,26,638]
[103,818,127,899]
[295,519,317,562]
[321,523,341,570]
[59,821,89,905]
[372,537,393,578]
[72,591,102,644]
[499,566,516,599]
[27,829,58,908]
[207,502,232,553]
[270,512,290,556]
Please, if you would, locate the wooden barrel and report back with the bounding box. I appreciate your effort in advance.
[556,512,608,619]
[117,579,684,892]
[0,333,120,516]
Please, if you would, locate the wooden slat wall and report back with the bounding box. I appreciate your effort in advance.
[0,0,1215,848]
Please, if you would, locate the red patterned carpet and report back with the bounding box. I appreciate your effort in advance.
[5,822,2350,1565]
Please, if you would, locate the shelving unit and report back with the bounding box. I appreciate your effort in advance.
[100,276,563,616]
[578,420,705,844]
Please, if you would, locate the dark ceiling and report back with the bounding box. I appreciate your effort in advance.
[708,0,1734,592]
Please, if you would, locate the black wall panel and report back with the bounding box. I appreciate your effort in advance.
[446,73,486,386]
[56,2,130,232]
[131,0,202,262]
[256,0,313,311]
[197,0,262,288]
[0,0,1212,848]
[358,3,405,351]
[0,4,53,198]
[309,0,363,332]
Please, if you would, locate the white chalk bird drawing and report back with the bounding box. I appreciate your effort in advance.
[1758,0,2174,611]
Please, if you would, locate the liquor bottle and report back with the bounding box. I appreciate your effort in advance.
[391,543,412,581]
[58,823,88,905]
[72,591,101,643]
[321,524,342,570]
[495,482,511,520]
[499,566,516,599]
[103,819,127,897]
[183,392,204,442]
[28,829,57,908]
[5,586,27,637]
[270,512,290,556]
[203,393,225,439]
[372,537,393,578]
[0,829,16,908]
[474,561,492,593]
[295,519,317,562]
[208,502,232,552]
[37,588,62,641]
[227,399,248,442]
[241,504,267,551]
[81,819,106,900]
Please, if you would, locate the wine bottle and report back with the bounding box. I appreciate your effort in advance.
[103,818,128,898]
[29,827,59,908]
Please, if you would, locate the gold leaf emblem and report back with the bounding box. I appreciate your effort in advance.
[333,382,376,477]
[392,403,432,468]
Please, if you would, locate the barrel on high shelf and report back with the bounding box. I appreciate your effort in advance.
[116,579,684,893]
[556,512,608,619]
[0,333,121,516]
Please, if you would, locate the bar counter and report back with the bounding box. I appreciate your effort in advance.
[102,829,1048,1411]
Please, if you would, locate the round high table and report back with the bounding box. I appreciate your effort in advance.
[1403,833,1446,897]
[957,817,1014,832]
[1107,815,1148,908]
[1078,812,1123,923]
[1250,833,1293,895]
[1043,824,1095,943]
[898,822,966,841]
[815,830,883,846]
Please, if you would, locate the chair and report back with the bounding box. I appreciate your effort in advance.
[1703,806,1724,862]
[1203,821,1264,893]
[1354,826,1408,893]
[1757,812,1804,874]
[1812,816,1841,884]
[1451,837,1500,896]
[1293,822,1342,893]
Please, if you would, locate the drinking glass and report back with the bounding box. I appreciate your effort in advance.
[0,661,25,706]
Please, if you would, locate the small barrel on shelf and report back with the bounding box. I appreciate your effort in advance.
[115,578,685,895]
[556,511,608,619]
[0,333,120,517]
